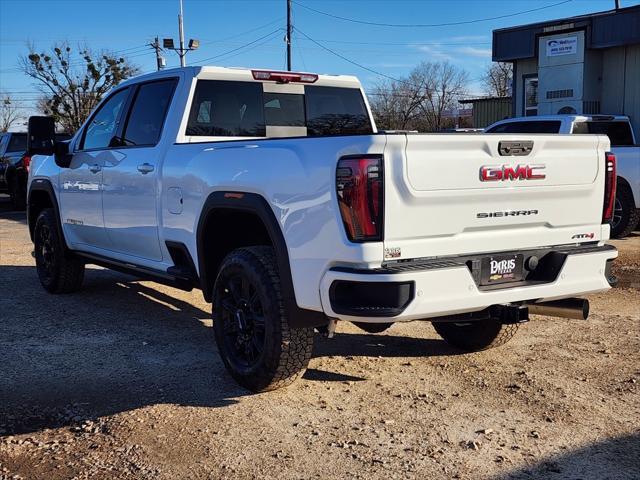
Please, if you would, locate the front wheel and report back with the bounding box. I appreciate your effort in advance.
[34,208,85,293]
[432,318,518,352]
[212,246,314,392]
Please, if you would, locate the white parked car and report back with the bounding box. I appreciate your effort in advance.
[486,115,640,238]
[26,66,617,391]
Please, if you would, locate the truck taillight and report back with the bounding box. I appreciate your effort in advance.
[336,156,383,242]
[22,155,31,173]
[602,152,617,224]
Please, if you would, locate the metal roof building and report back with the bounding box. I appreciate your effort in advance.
[492,4,640,139]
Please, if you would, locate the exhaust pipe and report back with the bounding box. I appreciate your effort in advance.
[527,298,589,320]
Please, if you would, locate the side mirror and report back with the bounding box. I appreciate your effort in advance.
[27,116,56,156]
[54,141,73,168]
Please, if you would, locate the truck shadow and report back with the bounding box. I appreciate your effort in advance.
[0,264,456,436]
[493,432,640,480]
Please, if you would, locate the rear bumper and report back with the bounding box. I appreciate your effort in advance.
[319,244,617,323]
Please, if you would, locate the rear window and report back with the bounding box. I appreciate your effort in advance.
[486,121,561,134]
[7,134,27,152]
[186,80,372,138]
[572,121,634,146]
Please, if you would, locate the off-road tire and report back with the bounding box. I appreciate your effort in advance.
[611,185,639,239]
[34,208,85,293]
[212,246,314,392]
[432,318,518,352]
[8,176,26,211]
[352,322,393,334]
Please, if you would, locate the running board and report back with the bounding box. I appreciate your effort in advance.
[74,251,195,291]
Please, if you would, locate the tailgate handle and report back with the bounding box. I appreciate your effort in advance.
[498,141,533,156]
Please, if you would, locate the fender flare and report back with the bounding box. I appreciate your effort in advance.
[196,191,328,328]
[27,179,65,247]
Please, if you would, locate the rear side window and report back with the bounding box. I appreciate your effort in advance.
[304,86,373,136]
[122,79,177,146]
[186,80,266,137]
[7,134,27,152]
[572,121,634,146]
[486,121,561,133]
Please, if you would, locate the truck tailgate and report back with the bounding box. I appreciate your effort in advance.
[382,133,609,261]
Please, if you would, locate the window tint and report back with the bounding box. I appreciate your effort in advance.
[486,121,561,134]
[304,86,373,136]
[6,134,27,152]
[122,80,177,146]
[572,121,634,146]
[82,88,129,150]
[187,80,265,137]
[264,93,305,126]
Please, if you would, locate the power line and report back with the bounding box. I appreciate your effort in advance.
[292,0,572,27]
[293,27,481,98]
[189,29,283,64]
[294,27,403,82]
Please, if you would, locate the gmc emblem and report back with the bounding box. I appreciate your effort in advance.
[480,164,546,181]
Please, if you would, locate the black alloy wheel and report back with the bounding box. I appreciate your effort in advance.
[217,271,267,372]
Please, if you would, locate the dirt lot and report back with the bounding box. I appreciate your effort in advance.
[0,195,638,480]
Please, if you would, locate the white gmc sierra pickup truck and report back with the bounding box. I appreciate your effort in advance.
[26,66,618,392]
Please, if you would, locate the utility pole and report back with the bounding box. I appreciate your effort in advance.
[164,0,198,67]
[149,37,166,71]
[615,0,620,9]
[178,0,186,67]
[286,0,292,71]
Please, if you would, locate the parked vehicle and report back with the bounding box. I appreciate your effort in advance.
[26,66,617,392]
[0,132,70,210]
[486,115,640,238]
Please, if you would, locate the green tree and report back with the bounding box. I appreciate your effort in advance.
[21,43,139,132]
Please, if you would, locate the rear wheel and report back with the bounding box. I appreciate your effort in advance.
[611,185,639,239]
[432,318,518,352]
[212,246,314,392]
[34,208,85,293]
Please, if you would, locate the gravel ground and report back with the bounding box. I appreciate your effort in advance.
[0,195,638,480]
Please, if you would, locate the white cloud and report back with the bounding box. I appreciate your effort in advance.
[456,46,492,58]
[447,35,490,43]
[415,44,453,61]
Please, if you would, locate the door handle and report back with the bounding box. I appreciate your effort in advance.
[137,163,155,174]
[88,164,101,173]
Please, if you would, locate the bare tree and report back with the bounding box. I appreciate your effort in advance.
[21,43,139,132]
[369,61,469,132]
[369,79,425,131]
[482,62,513,97]
[0,93,22,132]
[412,61,469,132]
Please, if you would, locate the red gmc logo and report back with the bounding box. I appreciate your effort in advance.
[480,164,546,181]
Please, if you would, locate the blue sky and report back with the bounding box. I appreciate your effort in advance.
[1,0,638,120]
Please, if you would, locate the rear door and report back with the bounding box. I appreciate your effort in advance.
[101,78,177,261]
[382,133,607,261]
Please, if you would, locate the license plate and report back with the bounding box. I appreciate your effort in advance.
[480,254,524,285]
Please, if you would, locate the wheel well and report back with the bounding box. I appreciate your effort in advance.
[28,189,54,240]
[201,209,273,296]
[616,176,635,207]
